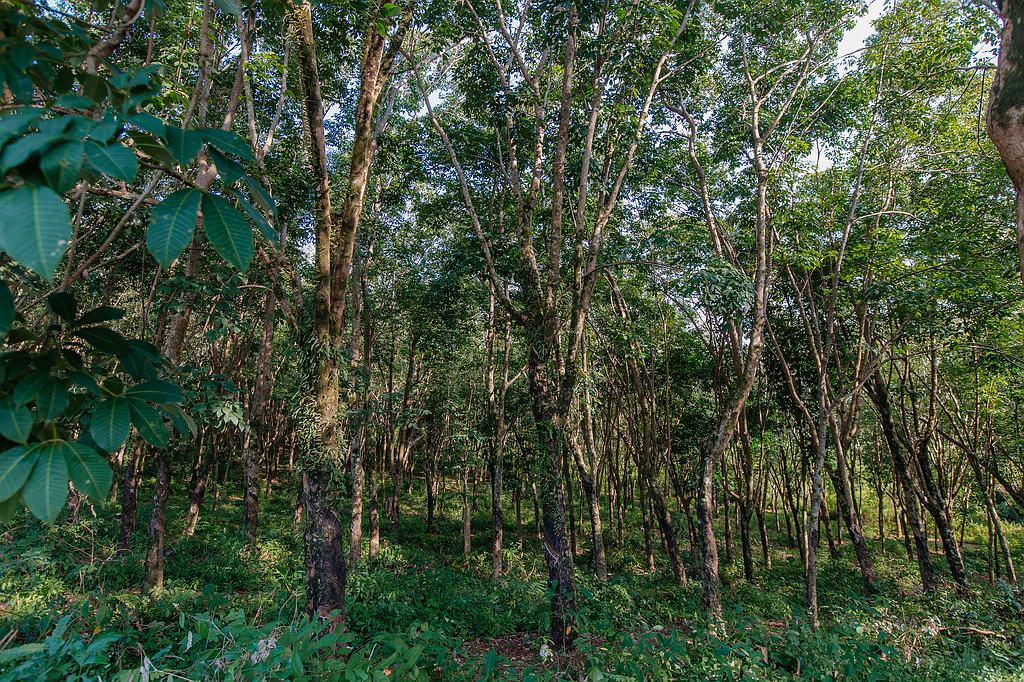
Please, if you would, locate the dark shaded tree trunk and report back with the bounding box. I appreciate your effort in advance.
[868,372,936,591]
[142,452,171,592]
[118,443,145,550]
[183,433,210,537]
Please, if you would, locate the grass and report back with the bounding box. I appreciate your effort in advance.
[1,472,1023,679]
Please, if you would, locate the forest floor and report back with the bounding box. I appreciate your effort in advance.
[2,477,1024,680]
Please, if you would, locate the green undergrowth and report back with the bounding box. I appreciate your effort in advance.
[1,476,1023,680]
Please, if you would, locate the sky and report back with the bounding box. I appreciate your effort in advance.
[837,0,885,66]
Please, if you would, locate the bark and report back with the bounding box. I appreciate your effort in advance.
[489,455,504,579]
[868,372,936,591]
[988,0,1024,283]
[118,443,144,550]
[182,433,210,537]
[527,350,577,651]
[827,439,877,594]
[242,288,277,545]
[964,446,1016,583]
[292,0,345,622]
[142,452,171,592]
[462,466,472,565]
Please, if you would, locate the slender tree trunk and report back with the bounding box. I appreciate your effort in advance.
[965,449,1016,583]
[648,478,686,585]
[118,443,144,550]
[869,373,936,591]
[369,464,380,559]
[462,466,472,565]
[489,454,504,580]
[142,452,171,592]
[827,442,877,594]
[183,433,210,537]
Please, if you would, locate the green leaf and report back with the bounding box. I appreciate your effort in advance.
[85,142,138,182]
[0,130,59,173]
[128,113,166,136]
[200,128,254,160]
[0,108,44,138]
[164,404,197,440]
[213,0,241,16]
[126,379,184,404]
[91,396,131,452]
[0,282,14,336]
[0,642,45,663]
[127,130,176,167]
[22,442,69,523]
[68,371,101,395]
[75,327,131,356]
[208,146,244,185]
[242,175,277,219]
[129,400,168,447]
[40,141,84,193]
[0,494,19,522]
[46,291,76,323]
[0,446,35,501]
[202,193,253,271]
[75,305,125,327]
[164,125,204,166]
[13,370,49,405]
[233,189,277,242]
[63,442,111,500]
[147,188,200,268]
[36,378,70,420]
[0,398,32,443]
[0,186,72,280]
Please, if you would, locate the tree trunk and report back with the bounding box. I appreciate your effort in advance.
[988,0,1024,283]
[489,454,504,580]
[292,0,346,623]
[868,373,936,591]
[142,451,171,592]
[118,443,144,550]
[183,434,210,537]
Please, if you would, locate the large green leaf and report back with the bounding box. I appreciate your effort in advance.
[85,141,138,182]
[201,193,253,271]
[75,326,131,356]
[0,186,72,280]
[164,125,204,166]
[0,130,59,173]
[63,442,111,500]
[233,190,277,242]
[40,141,84,193]
[200,128,253,160]
[12,370,49,405]
[0,446,34,501]
[0,282,14,337]
[164,403,197,440]
[242,175,277,219]
[22,442,69,523]
[0,397,33,443]
[127,130,176,167]
[35,378,69,420]
[75,305,125,327]
[46,291,76,323]
[126,379,184,404]
[129,400,168,447]
[91,396,131,452]
[208,147,244,185]
[213,0,241,17]
[147,188,200,268]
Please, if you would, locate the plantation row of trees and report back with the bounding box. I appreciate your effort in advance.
[2,0,1023,655]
